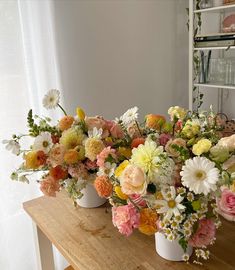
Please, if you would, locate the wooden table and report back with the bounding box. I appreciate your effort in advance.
[23,191,235,270]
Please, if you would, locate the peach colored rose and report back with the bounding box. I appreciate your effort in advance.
[48,144,66,167]
[85,116,105,131]
[40,175,60,197]
[120,165,147,195]
[165,138,186,157]
[110,123,124,139]
[112,204,140,236]
[218,134,235,152]
[189,218,216,247]
[223,155,235,173]
[217,188,235,222]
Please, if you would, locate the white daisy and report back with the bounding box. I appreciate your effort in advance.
[180,157,219,195]
[97,162,116,177]
[2,139,20,155]
[88,127,103,139]
[120,106,138,126]
[33,132,53,153]
[42,89,60,109]
[154,186,185,220]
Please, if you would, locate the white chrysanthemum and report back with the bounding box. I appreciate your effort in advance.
[154,186,185,220]
[131,140,174,183]
[42,89,60,109]
[2,139,20,155]
[88,127,103,139]
[33,132,53,153]
[180,156,219,195]
[97,162,116,177]
[120,106,138,126]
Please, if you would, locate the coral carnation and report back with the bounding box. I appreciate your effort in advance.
[97,146,116,168]
[40,175,60,197]
[49,165,68,180]
[94,175,113,198]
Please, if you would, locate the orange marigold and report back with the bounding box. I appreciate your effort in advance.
[139,208,158,236]
[94,175,113,198]
[64,149,80,164]
[49,165,68,180]
[58,115,74,131]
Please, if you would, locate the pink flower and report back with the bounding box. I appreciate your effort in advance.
[85,116,109,138]
[112,204,140,236]
[68,164,88,180]
[159,133,171,146]
[189,218,216,248]
[217,188,235,222]
[97,146,116,168]
[40,175,60,197]
[110,123,125,139]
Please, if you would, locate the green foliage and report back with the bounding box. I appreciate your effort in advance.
[27,109,60,137]
[179,237,188,253]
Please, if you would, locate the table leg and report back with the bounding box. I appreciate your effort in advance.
[32,222,55,270]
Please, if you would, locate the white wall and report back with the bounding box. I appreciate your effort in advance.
[53,0,189,120]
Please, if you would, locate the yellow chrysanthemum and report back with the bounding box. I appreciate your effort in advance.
[118,147,132,159]
[139,208,158,235]
[24,151,40,169]
[60,127,85,149]
[85,138,105,161]
[131,140,163,180]
[114,160,129,178]
[114,186,128,200]
[182,120,200,139]
[192,138,212,156]
[76,107,85,121]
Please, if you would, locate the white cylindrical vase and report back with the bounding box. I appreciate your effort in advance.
[76,183,106,208]
[155,232,193,261]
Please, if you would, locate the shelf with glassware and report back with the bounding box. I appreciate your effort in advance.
[189,0,235,111]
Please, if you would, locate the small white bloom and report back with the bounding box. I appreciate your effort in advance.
[120,106,138,126]
[42,89,60,109]
[182,253,190,262]
[88,127,103,139]
[154,186,186,220]
[180,157,219,195]
[2,139,20,155]
[97,162,116,177]
[187,192,194,202]
[33,132,53,153]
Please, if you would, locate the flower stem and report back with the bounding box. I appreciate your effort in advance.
[58,104,67,116]
[135,121,142,137]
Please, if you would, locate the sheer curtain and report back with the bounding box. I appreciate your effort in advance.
[0,1,66,269]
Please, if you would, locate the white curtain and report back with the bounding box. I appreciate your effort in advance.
[0,1,66,269]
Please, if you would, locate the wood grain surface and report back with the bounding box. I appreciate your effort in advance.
[23,191,235,270]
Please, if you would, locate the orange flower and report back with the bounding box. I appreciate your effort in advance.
[131,138,145,149]
[49,165,68,180]
[58,115,74,131]
[25,150,47,169]
[40,175,60,197]
[94,175,113,198]
[138,208,158,235]
[145,114,166,130]
[64,149,80,164]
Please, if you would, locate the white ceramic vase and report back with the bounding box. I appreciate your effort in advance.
[76,183,106,208]
[155,232,193,261]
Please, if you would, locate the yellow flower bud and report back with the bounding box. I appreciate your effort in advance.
[76,107,85,121]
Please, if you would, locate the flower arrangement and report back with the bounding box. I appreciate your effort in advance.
[93,105,235,263]
[3,90,125,204]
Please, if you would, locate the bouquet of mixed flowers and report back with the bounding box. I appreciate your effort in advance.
[3,90,126,203]
[93,105,235,263]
